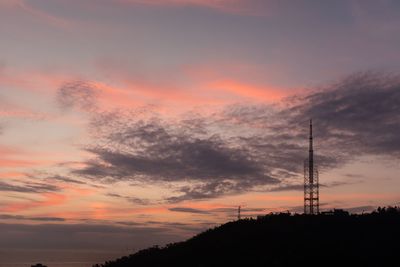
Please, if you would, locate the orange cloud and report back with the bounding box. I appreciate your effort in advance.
[0,171,25,178]
[92,67,287,112]
[208,80,288,102]
[91,81,142,109]
[0,109,49,120]
[1,193,67,212]
[0,66,72,94]
[2,64,289,116]
[0,145,58,168]
[0,145,22,155]
[91,78,227,113]
[123,80,215,106]
[60,184,97,196]
[0,159,43,168]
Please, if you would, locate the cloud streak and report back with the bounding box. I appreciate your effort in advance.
[1,193,67,212]
[0,214,65,222]
[15,0,74,29]
[0,180,59,193]
[118,0,263,16]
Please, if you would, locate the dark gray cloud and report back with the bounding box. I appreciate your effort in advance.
[218,72,400,178]
[75,115,278,201]
[287,72,400,157]
[46,174,86,185]
[165,179,273,203]
[115,221,142,226]
[268,184,305,192]
[0,214,65,222]
[57,81,98,111]
[80,122,268,182]
[267,181,354,192]
[106,193,153,205]
[72,72,400,202]
[0,181,59,193]
[224,72,400,161]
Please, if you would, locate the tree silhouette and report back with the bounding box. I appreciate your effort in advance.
[94,207,400,267]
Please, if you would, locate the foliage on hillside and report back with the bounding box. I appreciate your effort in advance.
[94,207,400,267]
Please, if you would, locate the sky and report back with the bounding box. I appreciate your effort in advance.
[0,0,400,265]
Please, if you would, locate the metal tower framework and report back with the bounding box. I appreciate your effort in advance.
[304,119,319,214]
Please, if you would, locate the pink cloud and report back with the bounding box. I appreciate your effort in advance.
[0,62,291,118]
[1,193,67,212]
[0,146,58,168]
[91,60,291,113]
[0,171,25,178]
[3,69,68,90]
[207,79,288,103]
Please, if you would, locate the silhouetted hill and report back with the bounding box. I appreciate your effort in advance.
[94,207,400,267]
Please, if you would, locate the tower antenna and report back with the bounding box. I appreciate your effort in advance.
[304,119,319,214]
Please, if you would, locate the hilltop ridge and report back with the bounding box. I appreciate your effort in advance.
[94,207,400,267]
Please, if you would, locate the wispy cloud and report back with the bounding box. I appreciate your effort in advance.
[267,181,355,193]
[1,193,67,212]
[106,193,153,205]
[15,0,74,29]
[0,214,65,222]
[45,174,87,185]
[169,207,210,214]
[0,180,59,193]
[117,0,264,16]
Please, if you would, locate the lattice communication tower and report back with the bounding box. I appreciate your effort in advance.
[304,119,319,214]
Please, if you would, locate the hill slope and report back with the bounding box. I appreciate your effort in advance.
[94,208,400,267]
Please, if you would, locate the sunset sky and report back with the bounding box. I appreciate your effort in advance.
[0,0,400,263]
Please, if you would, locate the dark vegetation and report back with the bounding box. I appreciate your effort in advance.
[94,207,400,267]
